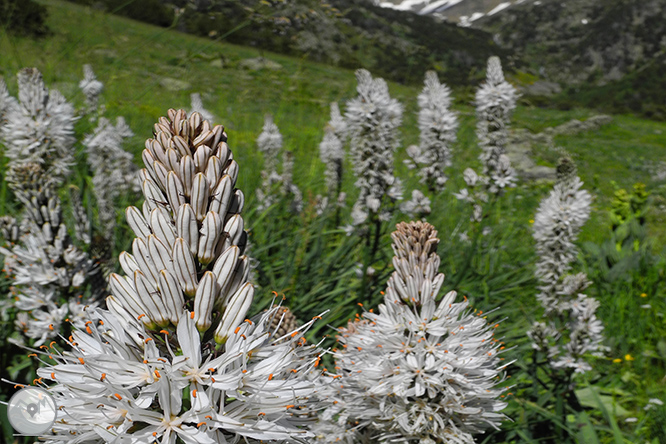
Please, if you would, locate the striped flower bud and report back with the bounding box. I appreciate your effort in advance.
[34,110,325,444]
[214,282,254,344]
[109,110,251,337]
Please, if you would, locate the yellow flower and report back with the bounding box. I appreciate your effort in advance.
[640,293,647,298]
[624,354,634,361]
[529,219,534,224]
[613,358,622,363]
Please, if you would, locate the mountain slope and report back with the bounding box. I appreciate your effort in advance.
[476,0,666,118]
[66,0,507,86]
[479,0,666,82]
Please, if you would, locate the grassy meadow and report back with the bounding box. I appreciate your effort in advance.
[1,1,666,443]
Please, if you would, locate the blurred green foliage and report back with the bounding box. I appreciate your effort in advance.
[0,0,49,36]
[67,0,175,27]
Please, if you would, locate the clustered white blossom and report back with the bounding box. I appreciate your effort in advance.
[319,103,346,198]
[255,115,302,212]
[281,149,304,213]
[453,168,488,222]
[190,92,215,122]
[0,77,11,118]
[319,127,344,195]
[0,68,77,182]
[83,116,137,233]
[346,69,403,226]
[257,114,283,174]
[79,64,104,113]
[406,71,458,193]
[314,221,510,443]
[528,157,605,374]
[0,163,100,345]
[474,56,518,194]
[328,101,347,141]
[33,109,324,443]
[0,69,103,345]
[315,102,348,216]
[400,189,431,218]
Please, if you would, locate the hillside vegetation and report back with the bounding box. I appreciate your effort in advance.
[65,0,506,85]
[479,0,666,119]
[0,1,666,443]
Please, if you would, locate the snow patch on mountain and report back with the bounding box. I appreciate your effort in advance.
[487,2,511,15]
[376,0,532,22]
[419,0,465,15]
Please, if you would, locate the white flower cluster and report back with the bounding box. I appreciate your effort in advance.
[34,109,324,443]
[400,189,432,218]
[0,68,77,182]
[257,114,283,174]
[528,158,605,373]
[0,163,99,345]
[83,116,137,233]
[0,77,12,118]
[346,69,403,226]
[256,115,302,212]
[406,71,458,193]
[328,101,347,140]
[319,102,346,199]
[454,168,489,222]
[0,69,103,345]
[532,159,592,310]
[281,149,304,213]
[79,64,104,113]
[474,56,518,194]
[314,221,509,443]
[319,128,344,194]
[190,92,215,123]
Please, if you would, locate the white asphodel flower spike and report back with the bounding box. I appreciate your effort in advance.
[190,92,215,123]
[83,116,137,233]
[79,64,104,112]
[257,114,282,175]
[407,71,458,193]
[1,68,77,183]
[475,56,519,194]
[0,161,100,344]
[314,221,510,443]
[346,69,403,225]
[318,102,347,210]
[529,157,606,373]
[319,127,344,196]
[34,110,325,443]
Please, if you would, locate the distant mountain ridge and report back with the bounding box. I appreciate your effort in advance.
[376,0,528,23]
[67,0,507,86]
[478,0,666,83]
[478,0,666,119]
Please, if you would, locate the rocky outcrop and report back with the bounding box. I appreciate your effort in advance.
[478,0,666,87]
[507,115,613,181]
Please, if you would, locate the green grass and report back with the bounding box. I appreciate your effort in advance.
[1,1,666,443]
[2,0,665,246]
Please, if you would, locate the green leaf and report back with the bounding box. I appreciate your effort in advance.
[581,384,631,444]
[576,411,601,444]
[575,386,630,417]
